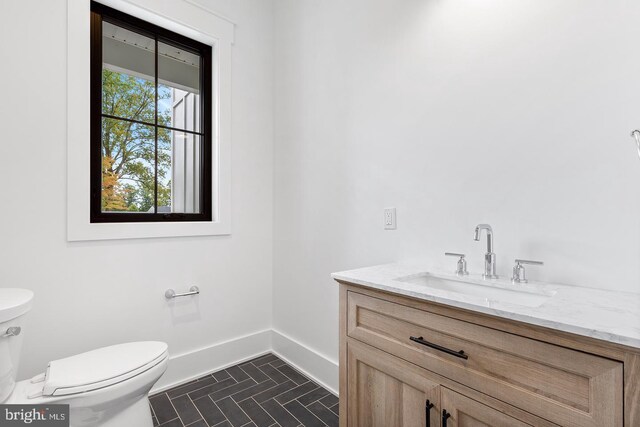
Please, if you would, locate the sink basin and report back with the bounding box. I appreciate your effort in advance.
[394,273,556,308]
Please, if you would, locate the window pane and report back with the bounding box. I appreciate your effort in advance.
[102,21,156,124]
[158,41,201,132]
[166,131,202,213]
[101,118,156,213]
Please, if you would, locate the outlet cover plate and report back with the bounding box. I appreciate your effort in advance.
[384,208,396,230]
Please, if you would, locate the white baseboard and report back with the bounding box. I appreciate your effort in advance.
[152,329,272,393]
[150,328,339,396]
[271,329,339,395]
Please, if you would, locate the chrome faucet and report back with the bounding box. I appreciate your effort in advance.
[474,224,498,279]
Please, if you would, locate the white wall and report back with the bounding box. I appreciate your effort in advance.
[273,0,640,378]
[0,0,274,387]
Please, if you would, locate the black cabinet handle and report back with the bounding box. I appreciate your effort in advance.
[410,336,469,360]
[443,409,451,427]
[425,400,434,427]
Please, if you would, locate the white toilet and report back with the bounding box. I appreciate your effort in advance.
[1,288,168,427]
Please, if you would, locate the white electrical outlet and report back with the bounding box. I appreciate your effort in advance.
[384,208,396,230]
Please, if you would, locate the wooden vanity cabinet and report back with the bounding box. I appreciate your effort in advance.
[337,282,640,427]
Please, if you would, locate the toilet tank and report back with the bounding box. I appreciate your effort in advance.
[0,289,33,403]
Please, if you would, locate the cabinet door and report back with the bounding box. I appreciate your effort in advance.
[441,388,532,427]
[347,339,440,427]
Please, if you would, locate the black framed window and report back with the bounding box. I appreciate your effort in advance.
[90,2,212,223]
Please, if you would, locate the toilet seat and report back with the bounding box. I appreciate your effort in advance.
[40,342,168,397]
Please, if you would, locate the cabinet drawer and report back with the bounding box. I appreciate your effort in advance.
[347,291,623,427]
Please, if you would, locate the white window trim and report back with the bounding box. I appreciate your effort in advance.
[67,0,234,241]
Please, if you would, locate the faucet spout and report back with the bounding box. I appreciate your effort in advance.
[474,224,497,279]
[474,224,493,253]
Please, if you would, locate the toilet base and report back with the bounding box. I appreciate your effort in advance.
[79,396,153,427]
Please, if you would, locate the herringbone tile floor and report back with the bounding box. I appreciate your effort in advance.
[149,353,338,427]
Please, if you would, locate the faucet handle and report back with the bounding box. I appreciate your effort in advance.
[445,252,469,276]
[515,259,544,265]
[512,259,544,284]
[445,252,465,258]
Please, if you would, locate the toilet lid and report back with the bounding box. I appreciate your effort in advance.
[42,341,168,396]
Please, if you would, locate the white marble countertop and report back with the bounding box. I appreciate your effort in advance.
[332,263,640,350]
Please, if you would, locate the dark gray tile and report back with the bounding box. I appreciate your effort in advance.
[275,382,316,405]
[150,402,159,426]
[209,378,257,402]
[329,403,339,415]
[252,380,296,403]
[152,355,336,427]
[168,375,217,399]
[171,394,202,425]
[226,365,250,382]
[297,386,330,406]
[250,354,279,366]
[239,362,269,383]
[212,370,231,382]
[150,393,178,425]
[258,364,289,384]
[189,377,237,400]
[230,379,276,403]
[319,393,338,408]
[260,399,299,427]
[158,418,183,427]
[284,400,325,427]
[193,396,226,426]
[276,365,308,385]
[269,359,286,368]
[237,398,275,427]
[216,396,250,427]
[307,401,339,427]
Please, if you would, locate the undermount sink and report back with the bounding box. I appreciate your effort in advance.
[394,272,556,308]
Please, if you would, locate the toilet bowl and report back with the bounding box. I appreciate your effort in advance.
[1,288,168,427]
